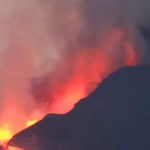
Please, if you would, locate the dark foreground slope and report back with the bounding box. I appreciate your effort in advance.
[8,66,150,150]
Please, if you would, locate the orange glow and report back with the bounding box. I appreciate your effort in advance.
[0,120,38,150]
[0,125,12,145]
[126,50,137,66]
[0,27,139,150]
[27,120,38,127]
[124,42,138,66]
[0,119,40,148]
[7,146,24,150]
[50,28,139,114]
[51,49,107,114]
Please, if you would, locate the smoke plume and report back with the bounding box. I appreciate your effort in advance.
[0,0,150,140]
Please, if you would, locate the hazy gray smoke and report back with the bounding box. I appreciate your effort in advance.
[0,0,150,135]
[0,0,84,134]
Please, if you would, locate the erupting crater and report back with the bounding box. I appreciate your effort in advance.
[0,28,139,150]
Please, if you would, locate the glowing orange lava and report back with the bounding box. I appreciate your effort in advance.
[0,120,37,150]
[0,125,12,145]
[7,146,24,150]
[27,120,38,127]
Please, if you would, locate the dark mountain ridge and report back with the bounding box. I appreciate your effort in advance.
[8,65,150,150]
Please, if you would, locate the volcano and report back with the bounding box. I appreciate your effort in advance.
[8,65,150,150]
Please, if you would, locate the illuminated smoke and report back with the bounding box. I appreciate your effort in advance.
[0,0,149,145]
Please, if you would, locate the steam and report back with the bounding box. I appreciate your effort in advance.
[0,0,150,135]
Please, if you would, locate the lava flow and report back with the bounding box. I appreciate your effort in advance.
[0,120,38,150]
[0,126,12,145]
